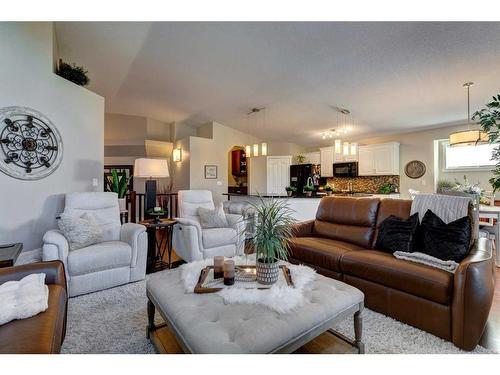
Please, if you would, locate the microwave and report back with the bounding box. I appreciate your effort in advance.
[333,162,358,177]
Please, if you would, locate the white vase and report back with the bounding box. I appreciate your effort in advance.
[118,198,126,212]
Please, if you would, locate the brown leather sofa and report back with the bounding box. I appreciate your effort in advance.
[289,197,495,351]
[0,261,68,353]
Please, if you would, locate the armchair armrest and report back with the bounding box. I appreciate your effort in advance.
[291,220,315,237]
[452,237,495,350]
[120,222,147,268]
[0,260,67,290]
[172,218,204,262]
[42,230,70,281]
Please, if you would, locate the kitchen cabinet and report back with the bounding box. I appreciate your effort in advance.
[303,152,320,165]
[358,142,400,176]
[320,147,334,177]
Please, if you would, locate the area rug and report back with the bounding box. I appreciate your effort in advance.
[61,278,495,354]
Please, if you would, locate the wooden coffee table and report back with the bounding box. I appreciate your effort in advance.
[146,265,365,354]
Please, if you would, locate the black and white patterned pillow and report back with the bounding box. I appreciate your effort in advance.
[375,213,419,254]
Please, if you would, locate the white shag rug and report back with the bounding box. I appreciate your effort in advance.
[181,256,316,314]
[61,277,496,354]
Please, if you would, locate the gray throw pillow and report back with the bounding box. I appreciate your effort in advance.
[198,204,229,228]
[57,212,102,250]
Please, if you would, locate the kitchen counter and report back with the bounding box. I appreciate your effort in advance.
[224,192,400,221]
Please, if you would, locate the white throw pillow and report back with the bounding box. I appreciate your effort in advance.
[0,273,49,326]
[198,204,229,228]
[58,212,102,250]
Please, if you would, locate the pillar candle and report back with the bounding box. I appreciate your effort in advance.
[223,260,235,286]
[214,256,224,279]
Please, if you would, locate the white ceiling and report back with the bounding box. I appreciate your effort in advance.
[55,22,500,147]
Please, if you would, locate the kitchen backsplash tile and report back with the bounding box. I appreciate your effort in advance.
[325,175,400,193]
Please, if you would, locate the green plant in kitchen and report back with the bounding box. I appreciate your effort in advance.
[295,154,306,164]
[56,59,90,86]
[472,93,500,191]
[285,186,297,196]
[379,182,396,194]
[324,184,333,191]
[437,179,455,193]
[248,197,296,285]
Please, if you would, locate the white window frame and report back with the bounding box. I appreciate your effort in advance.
[440,140,497,172]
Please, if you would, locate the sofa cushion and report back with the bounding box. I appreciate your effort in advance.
[68,241,132,276]
[313,197,380,248]
[289,237,365,273]
[202,228,238,249]
[340,250,453,304]
[0,284,66,354]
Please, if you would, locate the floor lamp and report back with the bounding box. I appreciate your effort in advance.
[134,158,170,220]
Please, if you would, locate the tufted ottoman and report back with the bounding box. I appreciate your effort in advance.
[146,266,365,354]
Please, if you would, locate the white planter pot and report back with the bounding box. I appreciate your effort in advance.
[118,198,127,212]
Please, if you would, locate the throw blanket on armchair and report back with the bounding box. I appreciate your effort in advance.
[0,273,49,325]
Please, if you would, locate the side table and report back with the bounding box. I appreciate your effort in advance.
[0,243,23,268]
[139,219,177,274]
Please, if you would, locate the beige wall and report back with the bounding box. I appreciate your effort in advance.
[355,123,494,198]
[0,22,104,252]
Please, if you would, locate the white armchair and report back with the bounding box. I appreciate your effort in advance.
[172,190,245,262]
[42,192,147,297]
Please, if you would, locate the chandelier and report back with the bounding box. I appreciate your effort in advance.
[245,107,267,157]
[449,82,488,147]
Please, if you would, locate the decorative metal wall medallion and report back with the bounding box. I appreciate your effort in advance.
[0,106,63,180]
[404,160,426,179]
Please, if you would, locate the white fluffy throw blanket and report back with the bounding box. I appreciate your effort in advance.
[181,256,316,314]
[394,251,459,273]
[0,273,49,325]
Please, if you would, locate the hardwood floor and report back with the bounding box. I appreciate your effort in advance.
[163,248,500,353]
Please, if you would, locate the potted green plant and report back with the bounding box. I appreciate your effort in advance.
[295,154,306,164]
[110,169,130,211]
[285,186,296,197]
[56,59,90,87]
[324,184,333,196]
[304,183,315,197]
[473,94,500,192]
[248,197,296,285]
[378,182,396,194]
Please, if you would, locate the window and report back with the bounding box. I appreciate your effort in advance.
[444,142,497,170]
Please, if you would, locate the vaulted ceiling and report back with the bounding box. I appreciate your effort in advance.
[55,22,500,147]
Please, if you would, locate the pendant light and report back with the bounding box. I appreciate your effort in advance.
[334,111,342,153]
[261,109,267,155]
[449,82,488,147]
[245,113,252,157]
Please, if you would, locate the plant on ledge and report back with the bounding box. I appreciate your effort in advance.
[324,183,334,195]
[473,93,500,191]
[107,168,130,211]
[248,197,296,285]
[285,186,297,197]
[303,183,315,197]
[56,59,90,87]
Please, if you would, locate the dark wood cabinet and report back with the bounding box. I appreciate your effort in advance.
[231,149,247,176]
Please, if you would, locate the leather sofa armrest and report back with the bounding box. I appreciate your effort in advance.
[451,237,495,350]
[291,220,315,237]
[0,260,67,290]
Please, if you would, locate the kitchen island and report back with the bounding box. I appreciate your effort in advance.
[223,192,400,221]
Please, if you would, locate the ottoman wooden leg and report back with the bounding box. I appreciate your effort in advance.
[147,299,155,339]
[354,308,365,354]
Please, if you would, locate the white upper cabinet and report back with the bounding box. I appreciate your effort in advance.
[303,151,321,165]
[358,142,400,176]
[319,147,334,177]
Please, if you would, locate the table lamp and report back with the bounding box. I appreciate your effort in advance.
[134,158,170,218]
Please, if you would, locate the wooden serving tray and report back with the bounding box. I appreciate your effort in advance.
[194,265,294,294]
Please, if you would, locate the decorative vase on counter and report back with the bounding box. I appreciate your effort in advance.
[305,191,312,197]
[118,198,127,212]
[326,190,333,196]
[287,190,293,197]
[256,258,280,285]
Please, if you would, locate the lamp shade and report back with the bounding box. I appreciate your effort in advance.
[134,158,169,178]
[449,130,488,147]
